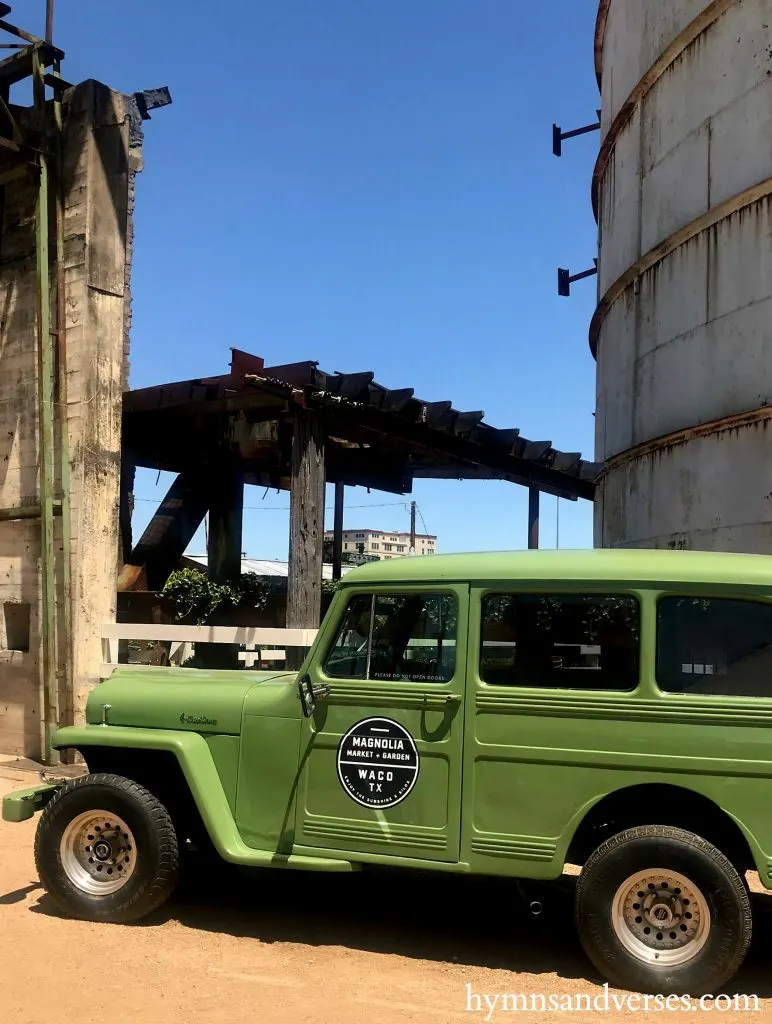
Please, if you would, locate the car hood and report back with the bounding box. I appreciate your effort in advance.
[85,668,297,735]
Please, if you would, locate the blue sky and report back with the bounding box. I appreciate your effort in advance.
[53,0,601,559]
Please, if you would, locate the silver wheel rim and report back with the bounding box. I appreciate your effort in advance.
[60,810,137,896]
[611,869,710,966]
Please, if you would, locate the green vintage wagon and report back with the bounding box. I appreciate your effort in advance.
[6,548,772,995]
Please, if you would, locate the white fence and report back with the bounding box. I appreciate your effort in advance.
[100,623,319,679]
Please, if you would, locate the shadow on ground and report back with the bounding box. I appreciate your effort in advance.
[27,863,772,995]
[0,881,41,905]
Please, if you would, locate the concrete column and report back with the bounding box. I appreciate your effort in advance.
[0,81,143,756]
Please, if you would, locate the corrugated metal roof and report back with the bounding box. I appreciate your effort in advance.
[186,556,354,580]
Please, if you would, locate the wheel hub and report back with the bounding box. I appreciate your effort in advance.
[646,895,678,927]
[60,811,137,896]
[612,869,710,967]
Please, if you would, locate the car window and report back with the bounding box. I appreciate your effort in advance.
[325,592,457,682]
[657,596,772,696]
[480,593,640,691]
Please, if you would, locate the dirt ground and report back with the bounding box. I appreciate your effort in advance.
[1,769,771,1024]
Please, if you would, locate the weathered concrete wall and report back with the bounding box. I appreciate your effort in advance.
[0,81,141,756]
[594,0,772,551]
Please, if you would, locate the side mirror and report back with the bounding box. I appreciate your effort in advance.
[298,675,330,718]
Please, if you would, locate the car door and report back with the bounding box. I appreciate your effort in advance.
[293,584,468,864]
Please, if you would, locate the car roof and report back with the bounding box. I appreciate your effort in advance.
[338,548,772,588]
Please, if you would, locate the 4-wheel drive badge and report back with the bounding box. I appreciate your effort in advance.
[337,717,419,808]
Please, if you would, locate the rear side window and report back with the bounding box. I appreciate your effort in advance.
[657,597,772,696]
[480,593,640,691]
[325,592,456,683]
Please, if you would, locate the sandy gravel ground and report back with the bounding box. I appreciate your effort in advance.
[1,768,770,1024]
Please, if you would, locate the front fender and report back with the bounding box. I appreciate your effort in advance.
[53,726,356,873]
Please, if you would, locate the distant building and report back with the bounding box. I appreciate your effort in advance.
[323,529,437,563]
[184,556,354,579]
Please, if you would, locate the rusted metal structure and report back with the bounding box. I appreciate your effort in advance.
[592,0,772,551]
[119,349,600,647]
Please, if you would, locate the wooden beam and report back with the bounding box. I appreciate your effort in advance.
[118,455,135,567]
[287,407,325,668]
[528,487,540,549]
[332,481,344,580]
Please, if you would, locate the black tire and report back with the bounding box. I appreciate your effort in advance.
[575,825,752,995]
[34,773,179,923]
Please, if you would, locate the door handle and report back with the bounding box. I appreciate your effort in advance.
[421,693,461,709]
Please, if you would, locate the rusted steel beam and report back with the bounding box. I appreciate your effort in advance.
[0,40,63,83]
[260,360,320,389]
[229,348,265,379]
[43,71,72,92]
[118,473,210,592]
[368,386,414,413]
[315,399,596,500]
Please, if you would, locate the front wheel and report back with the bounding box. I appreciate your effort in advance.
[575,825,752,995]
[34,773,180,923]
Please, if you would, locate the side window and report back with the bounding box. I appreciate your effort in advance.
[657,596,772,697]
[480,593,640,691]
[325,592,457,682]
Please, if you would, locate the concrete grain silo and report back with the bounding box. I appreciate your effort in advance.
[593,0,772,551]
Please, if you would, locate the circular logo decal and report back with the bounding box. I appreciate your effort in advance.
[337,717,419,808]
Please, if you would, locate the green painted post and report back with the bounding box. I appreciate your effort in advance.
[33,47,60,764]
[51,46,72,747]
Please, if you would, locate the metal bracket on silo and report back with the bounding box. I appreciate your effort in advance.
[552,111,601,157]
[557,259,597,297]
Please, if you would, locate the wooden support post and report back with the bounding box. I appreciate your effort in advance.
[208,469,244,584]
[118,454,136,568]
[287,407,325,669]
[199,467,244,670]
[332,481,344,581]
[528,486,540,550]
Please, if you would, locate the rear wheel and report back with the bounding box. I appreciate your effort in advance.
[34,773,179,923]
[575,825,751,995]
